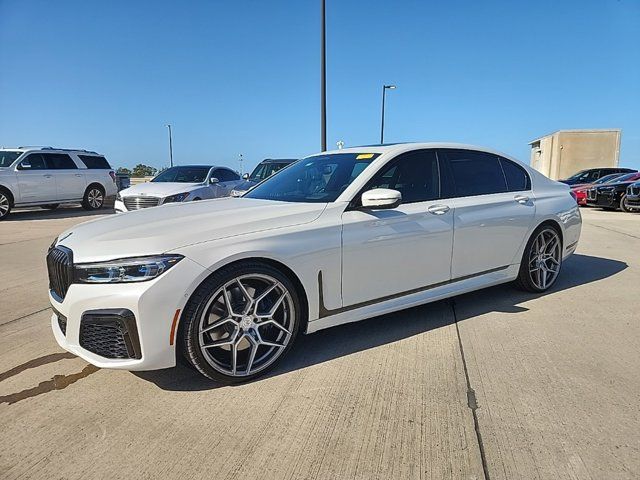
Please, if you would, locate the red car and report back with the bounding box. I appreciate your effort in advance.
[571,173,629,206]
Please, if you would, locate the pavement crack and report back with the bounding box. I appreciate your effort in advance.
[590,223,640,240]
[450,298,491,480]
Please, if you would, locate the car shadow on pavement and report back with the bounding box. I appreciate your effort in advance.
[133,253,627,391]
[6,206,114,221]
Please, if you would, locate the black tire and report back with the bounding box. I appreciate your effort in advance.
[0,188,12,221]
[181,261,302,383]
[41,204,60,210]
[82,185,105,210]
[515,224,563,293]
[619,194,631,213]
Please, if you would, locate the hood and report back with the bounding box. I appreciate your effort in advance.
[232,180,257,192]
[119,181,202,198]
[597,180,637,190]
[56,197,327,262]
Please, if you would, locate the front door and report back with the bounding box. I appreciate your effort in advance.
[438,149,536,279]
[341,149,454,306]
[15,153,57,203]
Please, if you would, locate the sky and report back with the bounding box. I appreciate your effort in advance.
[1,0,639,173]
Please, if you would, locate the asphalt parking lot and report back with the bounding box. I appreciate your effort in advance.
[1,206,638,479]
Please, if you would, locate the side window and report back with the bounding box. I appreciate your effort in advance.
[217,169,239,182]
[19,153,48,170]
[365,149,439,204]
[442,149,507,197]
[78,155,111,169]
[499,157,531,192]
[43,153,77,169]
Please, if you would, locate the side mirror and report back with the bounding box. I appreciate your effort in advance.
[242,173,250,180]
[361,188,402,209]
[18,161,32,170]
[209,177,219,184]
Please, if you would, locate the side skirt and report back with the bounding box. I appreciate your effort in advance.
[307,264,518,334]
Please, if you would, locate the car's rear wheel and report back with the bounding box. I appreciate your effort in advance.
[41,204,60,210]
[82,185,105,210]
[515,225,562,292]
[0,190,12,220]
[181,262,301,383]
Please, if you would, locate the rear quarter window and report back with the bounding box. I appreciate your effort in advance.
[499,157,531,191]
[79,155,112,169]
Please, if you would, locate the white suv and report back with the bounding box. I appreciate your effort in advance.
[0,147,117,220]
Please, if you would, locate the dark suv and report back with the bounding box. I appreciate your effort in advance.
[230,158,296,196]
[560,167,636,186]
[625,181,640,211]
[586,172,640,211]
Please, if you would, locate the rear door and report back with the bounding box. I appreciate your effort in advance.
[439,149,536,279]
[15,153,58,203]
[43,153,86,201]
[341,149,454,306]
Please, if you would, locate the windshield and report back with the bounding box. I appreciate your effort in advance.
[0,151,21,168]
[250,162,292,181]
[594,173,624,184]
[244,153,379,203]
[566,170,591,182]
[611,172,640,183]
[151,166,210,183]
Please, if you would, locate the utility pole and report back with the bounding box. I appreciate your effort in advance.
[320,0,327,151]
[380,85,396,144]
[166,124,174,167]
[238,154,244,175]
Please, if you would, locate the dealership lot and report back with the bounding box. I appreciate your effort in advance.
[0,207,638,479]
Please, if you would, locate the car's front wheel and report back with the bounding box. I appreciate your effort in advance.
[181,262,302,383]
[619,194,632,212]
[515,225,563,292]
[0,189,12,220]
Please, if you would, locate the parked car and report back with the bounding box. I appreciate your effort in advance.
[47,143,581,382]
[586,172,640,211]
[115,165,241,212]
[624,181,640,211]
[571,172,628,206]
[0,147,117,220]
[560,167,636,186]
[230,158,296,197]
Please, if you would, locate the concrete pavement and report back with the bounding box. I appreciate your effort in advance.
[0,206,638,479]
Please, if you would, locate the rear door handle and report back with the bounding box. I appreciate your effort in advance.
[43,174,53,178]
[75,174,83,177]
[514,195,530,204]
[427,204,450,215]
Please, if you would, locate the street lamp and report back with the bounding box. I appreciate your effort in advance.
[380,84,396,145]
[166,124,174,167]
[320,0,327,151]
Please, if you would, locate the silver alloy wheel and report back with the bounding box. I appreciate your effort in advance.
[197,273,295,377]
[528,228,562,290]
[0,193,9,217]
[88,188,104,208]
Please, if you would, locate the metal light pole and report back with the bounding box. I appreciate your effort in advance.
[166,124,174,167]
[380,84,396,144]
[320,0,327,151]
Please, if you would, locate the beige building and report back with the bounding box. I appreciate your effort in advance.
[529,129,621,180]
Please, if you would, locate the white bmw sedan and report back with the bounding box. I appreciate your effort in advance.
[48,143,581,382]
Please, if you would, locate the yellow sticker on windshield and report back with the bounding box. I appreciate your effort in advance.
[356,153,375,159]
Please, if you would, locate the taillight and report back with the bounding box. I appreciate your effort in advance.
[109,171,116,183]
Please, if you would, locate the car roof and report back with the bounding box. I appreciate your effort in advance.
[318,142,519,161]
[1,146,103,155]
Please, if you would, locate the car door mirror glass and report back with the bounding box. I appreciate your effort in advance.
[361,188,402,209]
[18,160,31,170]
[242,173,250,180]
[209,177,219,184]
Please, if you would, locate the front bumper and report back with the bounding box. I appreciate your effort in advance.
[50,256,207,370]
[586,192,617,208]
[114,199,127,213]
[626,194,640,208]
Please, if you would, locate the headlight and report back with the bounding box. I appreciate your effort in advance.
[230,190,245,197]
[163,192,190,203]
[75,255,183,283]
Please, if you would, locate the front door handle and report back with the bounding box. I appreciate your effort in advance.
[75,174,83,177]
[427,204,450,215]
[43,174,53,178]
[514,195,530,204]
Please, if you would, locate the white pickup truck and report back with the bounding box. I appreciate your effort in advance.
[0,147,117,220]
